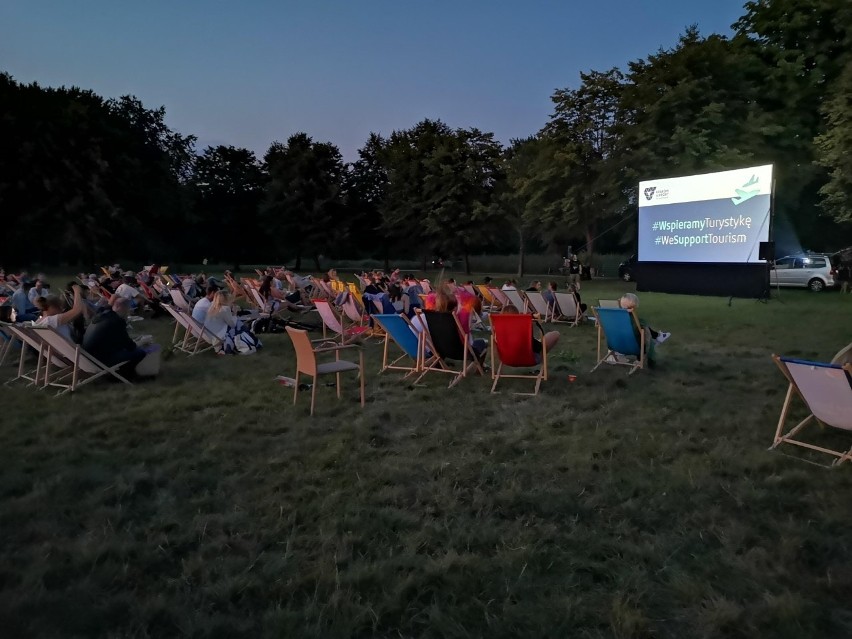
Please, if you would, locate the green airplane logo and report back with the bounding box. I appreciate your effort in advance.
[732,175,760,205]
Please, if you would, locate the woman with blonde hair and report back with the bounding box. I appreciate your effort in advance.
[205,291,261,354]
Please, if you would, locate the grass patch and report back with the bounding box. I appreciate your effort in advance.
[2,280,852,637]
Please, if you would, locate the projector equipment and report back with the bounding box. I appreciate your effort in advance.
[758,241,775,261]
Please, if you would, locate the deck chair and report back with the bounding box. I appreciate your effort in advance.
[503,289,528,313]
[341,296,369,328]
[163,304,218,355]
[554,292,582,326]
[525,291,552,322]
[490,314,547,395]
[770,356,852,466]
[31,325,132,395]
[488,287,513,312]
[285,326,365,416]
[590,307,646,375]
[169,288,192,313]
[476,284,500,313]
[372,313,422,377]
[0,323,14,367]
[598,299,620,308]
[2,323,68,387]
[414,310,485,388]
[314,300,370,345]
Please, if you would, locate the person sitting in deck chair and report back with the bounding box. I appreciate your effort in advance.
[192,284,219,324]
[434,284,487,362]
[83,297,160,378]
[258,276,311,313]
[206,291,261,354]
[34,285,85,343]
[502,304,560,364]
[613,293,670,366]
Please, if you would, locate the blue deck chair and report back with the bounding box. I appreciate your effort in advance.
[771,355,852,467]
[372,313,422,378]
[590,307,646,374]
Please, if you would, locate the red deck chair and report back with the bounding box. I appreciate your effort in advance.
[490,313,548,395]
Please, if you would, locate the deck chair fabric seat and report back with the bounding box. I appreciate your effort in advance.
[524,291,552,322]
[554,292,582,325]
[590,307,647,374]
[373,313,421,377]
[490,314,547,395]
[771,356,852,466]
[414,310,484,388]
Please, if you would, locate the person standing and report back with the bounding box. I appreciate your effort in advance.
[568,255,582,290]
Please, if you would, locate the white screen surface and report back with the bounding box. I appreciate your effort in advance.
[638,165,773,263]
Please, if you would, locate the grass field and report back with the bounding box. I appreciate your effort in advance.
[2,278,852,638]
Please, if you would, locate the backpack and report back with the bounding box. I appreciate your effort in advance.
[222,325,262,355]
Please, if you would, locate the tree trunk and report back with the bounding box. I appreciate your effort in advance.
[585,225,595,275]
[294,250,302,271]
[421,254,428,272]
[313,253,321,271]
[517,226,525,278]
[384,246,390,272]
[464,252,471,275]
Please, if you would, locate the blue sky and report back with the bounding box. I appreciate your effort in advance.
[1,1,747,161]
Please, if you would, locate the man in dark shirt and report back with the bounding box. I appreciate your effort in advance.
[82,297,145,376]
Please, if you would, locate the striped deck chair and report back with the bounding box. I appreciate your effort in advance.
[554,292,582,326]
[590,307,646,375]
[31,325,132,395]
[524,291,552,322]
[489,313,547,395]
[414,310,485,388]
[373,313,422,377]
[314,300,370,345]
[770,356,852,466]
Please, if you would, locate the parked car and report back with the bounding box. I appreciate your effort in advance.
[769,253,838,291]
[618,255,637,282]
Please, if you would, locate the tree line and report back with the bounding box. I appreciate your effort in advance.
[1,0,850,273]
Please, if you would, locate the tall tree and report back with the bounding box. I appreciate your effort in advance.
[192,145,265,265]
[261,133,345,270]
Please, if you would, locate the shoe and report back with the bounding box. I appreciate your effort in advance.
[655,332,671,344]
[605,354,617,365]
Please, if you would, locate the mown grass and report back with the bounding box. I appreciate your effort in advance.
[2,279,851,638]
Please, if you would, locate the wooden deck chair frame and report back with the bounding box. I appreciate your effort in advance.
[372,313,422,378]
[553,292,582,326]
[163,304,218,355]
[413,310,485,388]
[490,313,548,395]
[590,306,646,374]
[32,325,132,395]
[770,355,852,467]
[2,323,63,387]
[285,326,365,416]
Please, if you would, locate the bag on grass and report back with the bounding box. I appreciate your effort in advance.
[222,324,262,355]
